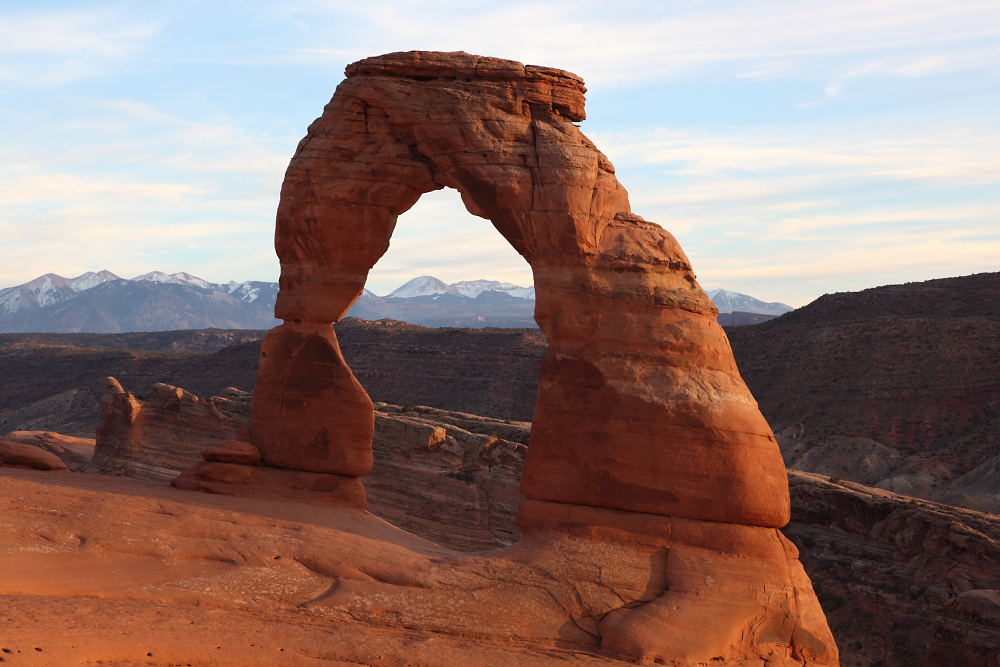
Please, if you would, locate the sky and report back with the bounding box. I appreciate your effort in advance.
[1,1,998,306]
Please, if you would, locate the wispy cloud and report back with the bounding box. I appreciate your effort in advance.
[0,10,158,55]
[273,0,1000,86]
[1,1,997,306]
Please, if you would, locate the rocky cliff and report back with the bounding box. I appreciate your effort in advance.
[727,271,1000,513]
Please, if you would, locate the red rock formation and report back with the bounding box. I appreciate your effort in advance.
[260,49,787,525]
[238,50,833,665]
[252,322,373,475]
[89,377,249,480]
[0,430,94,470]
[0,438,68,470]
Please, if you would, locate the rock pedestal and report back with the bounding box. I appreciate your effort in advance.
[233,50,837,665]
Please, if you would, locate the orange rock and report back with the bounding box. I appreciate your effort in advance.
[260,50,786,526]
[237,49,832,664]
[252,322,373,475]
[89,378,248,480]
[0,430,95,470]
[0,439,69,470]
[171,460,366,509]
[201,440,261,465]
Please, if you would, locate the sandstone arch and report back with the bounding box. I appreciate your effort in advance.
[253,51,789,527]
[240,51,837,665]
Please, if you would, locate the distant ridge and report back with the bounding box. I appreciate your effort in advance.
[0,270,788,332]
[387,275,536,300]
[705,288,792,316]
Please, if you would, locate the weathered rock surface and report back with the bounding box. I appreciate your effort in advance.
[0,430,95,470]
[252,322,373,475]
[201,439,262,465]
[785,470,1000,667]
[0,438,68,470]
[87,377,250,480]
[366,403,527,550]
[262,50,790,530]
[0,469,633,666]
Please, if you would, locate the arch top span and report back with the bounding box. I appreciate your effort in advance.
[274,50,628,324]
[256,50,792,529]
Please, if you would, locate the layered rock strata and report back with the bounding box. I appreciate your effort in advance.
[88,377,249,480]
[235,50,835,665]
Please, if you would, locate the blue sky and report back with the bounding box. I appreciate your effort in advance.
[1,1,998,306]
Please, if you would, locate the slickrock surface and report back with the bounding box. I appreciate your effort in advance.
[0,430,94,470]
[0,467,629,667]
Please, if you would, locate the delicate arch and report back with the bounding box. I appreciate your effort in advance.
[251,51,790,528]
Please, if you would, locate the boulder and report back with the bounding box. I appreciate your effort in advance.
[201,440,262,465]
[0,439,69,470]
[171,461,366,509]
[0,430,95,470]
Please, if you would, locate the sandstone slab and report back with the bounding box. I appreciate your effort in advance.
[0,439,68,470]
[201,439,262,465]
[171,460,366,510]
[0,430,95,470]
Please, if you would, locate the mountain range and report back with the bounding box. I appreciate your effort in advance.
[0,271,791,332]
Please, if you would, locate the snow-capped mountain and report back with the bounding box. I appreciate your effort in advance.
[132,271,215,291]
[387,275,535,300]
[0,270,280,333]
[706,289,793,316]
[450,279,535,300]
[1,269,792,332]
[70,270,122,292]
[0,271,123,316]
[387,276,455,299]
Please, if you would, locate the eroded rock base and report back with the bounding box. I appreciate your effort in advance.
[301,499,837,666]
[172,460,367,510]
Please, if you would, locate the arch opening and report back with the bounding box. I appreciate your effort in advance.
[359,187,534,304]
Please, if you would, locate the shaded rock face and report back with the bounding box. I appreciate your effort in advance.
[89,377,250,480]
[776,423,1000,514]
[239,50,831,665]
[726,271,1000,477]
[366,403,527,550]
[0,430,94,470]
[785,471,1000,667]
